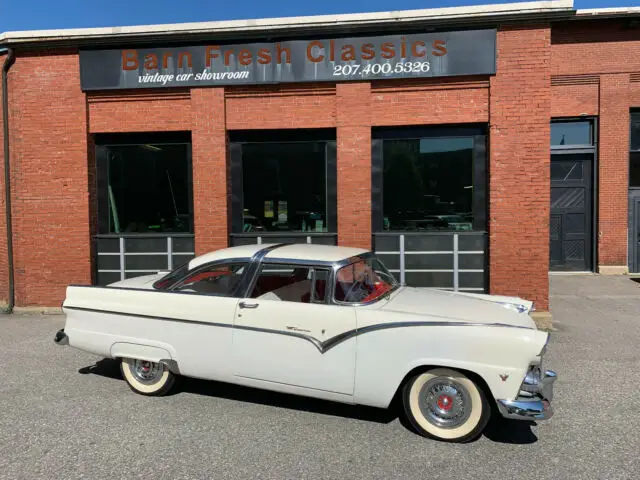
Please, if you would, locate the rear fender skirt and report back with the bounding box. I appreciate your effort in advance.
[110,342,178,373]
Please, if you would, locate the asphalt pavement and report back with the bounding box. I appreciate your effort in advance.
[1,275,639,480]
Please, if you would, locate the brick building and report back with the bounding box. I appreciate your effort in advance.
[1,0,639,315]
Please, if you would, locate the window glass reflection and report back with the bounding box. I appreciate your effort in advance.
[631,152,640,188]
[631,113,640,152]
[382,137,474,231]
[551,121,592,146]
[104,143,191,234]
[241,142,327,233]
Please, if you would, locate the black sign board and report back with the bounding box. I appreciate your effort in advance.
[79,29,496,90]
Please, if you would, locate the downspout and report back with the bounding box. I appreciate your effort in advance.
[2,47,15,313]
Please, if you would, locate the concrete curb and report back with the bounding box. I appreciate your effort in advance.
[530,311,554,331]
[11,306,64,315]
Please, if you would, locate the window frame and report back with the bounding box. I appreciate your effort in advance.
[332,255,399,306]
[169,261,250,297]
[94,132,194,236]
[551,119,594,150]
[246,261,332,305]
[371,125,488,233]
[630,111,640,188]
[229,129,337,235]
[629,111,640,154]
[550,117,599,274]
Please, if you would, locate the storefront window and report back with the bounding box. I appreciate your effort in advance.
[631,113,640,152]
[97,140,192,234]
[632,113,640,187]
[551,121,593,147]
[630,153,640,188]
[232,137,336,233]
[379,136,478,232]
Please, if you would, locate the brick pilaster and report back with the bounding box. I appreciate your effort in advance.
[191,88,229,255]
[336,82,372,250]
[489,26,552,311]
[598,73,630,271]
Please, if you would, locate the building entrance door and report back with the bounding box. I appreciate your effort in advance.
[630,192,640,273]
[550,153,593,271]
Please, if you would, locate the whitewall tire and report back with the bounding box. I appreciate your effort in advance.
[402,367,490,443]
[120,357,176,396]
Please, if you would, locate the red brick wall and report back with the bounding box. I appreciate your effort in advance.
[598,74,630,267]
[191,88,229,255]
[551,20,640,271]
[12,20,639,308]
[371,78,489,125]
[88,90,191,133]
[8,51,91,306]
[552,20,640,76]
[336,82,371,249]
[0,53,7,305]
[489,25,551,311]
[551,81,599,117]
[225,84,336,130]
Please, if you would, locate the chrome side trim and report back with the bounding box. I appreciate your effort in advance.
[62,306,535,354]
[63,306,232,329]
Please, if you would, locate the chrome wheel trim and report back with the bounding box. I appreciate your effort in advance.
[418,377,472,429]
[131,359,164,385]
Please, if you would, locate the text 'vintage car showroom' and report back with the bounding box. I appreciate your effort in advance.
[1,0,640,314]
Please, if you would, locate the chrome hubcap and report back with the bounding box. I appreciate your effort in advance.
[131,359,163,384]
[419,378,471,429]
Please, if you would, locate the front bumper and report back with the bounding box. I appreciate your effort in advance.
[497,369,557,421]
[54,328,68,346]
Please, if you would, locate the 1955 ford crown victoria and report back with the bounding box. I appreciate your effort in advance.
[55,243,556,443]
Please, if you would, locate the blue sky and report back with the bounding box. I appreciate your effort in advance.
[0,0,636,33]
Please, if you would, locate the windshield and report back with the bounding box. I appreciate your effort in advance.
[334,256,399,304]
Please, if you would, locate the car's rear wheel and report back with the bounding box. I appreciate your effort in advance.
[120,357,176,396]
[402,367,490,443]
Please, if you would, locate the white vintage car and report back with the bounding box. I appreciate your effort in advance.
[55,243,556,443]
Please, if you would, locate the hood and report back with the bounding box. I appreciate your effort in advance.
[108,273,166,290]
[377,287,537,329]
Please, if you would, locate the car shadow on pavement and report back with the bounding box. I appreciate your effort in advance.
[78,358,123,379]
[482,416,538,444]
[79,358,539,443]
[79,358,398,425]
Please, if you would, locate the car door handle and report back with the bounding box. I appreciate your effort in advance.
[239,301,259,309]
[286,325,311,333]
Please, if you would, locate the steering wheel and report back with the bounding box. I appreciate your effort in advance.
[343,277,373,302]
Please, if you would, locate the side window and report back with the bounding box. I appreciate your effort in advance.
[250,264,329,304]
[172,262,248,296]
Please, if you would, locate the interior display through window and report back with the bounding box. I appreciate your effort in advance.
[378,135,480,232]
[230,131,337,236]
[97,140,192,234]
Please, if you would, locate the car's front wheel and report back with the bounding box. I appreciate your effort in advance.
[402,367,490,443]
[120,357,176,396]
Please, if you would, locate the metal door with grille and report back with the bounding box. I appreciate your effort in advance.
[550,153,593,271]
[630,193,640,273]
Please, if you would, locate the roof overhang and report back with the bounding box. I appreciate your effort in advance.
[0,0,577,49]
[575,7,640,19]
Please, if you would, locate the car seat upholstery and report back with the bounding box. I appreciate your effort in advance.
[257,280,312,302]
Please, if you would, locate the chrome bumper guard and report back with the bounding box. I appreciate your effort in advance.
[54,328,68,346]
[497,369,557,421]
